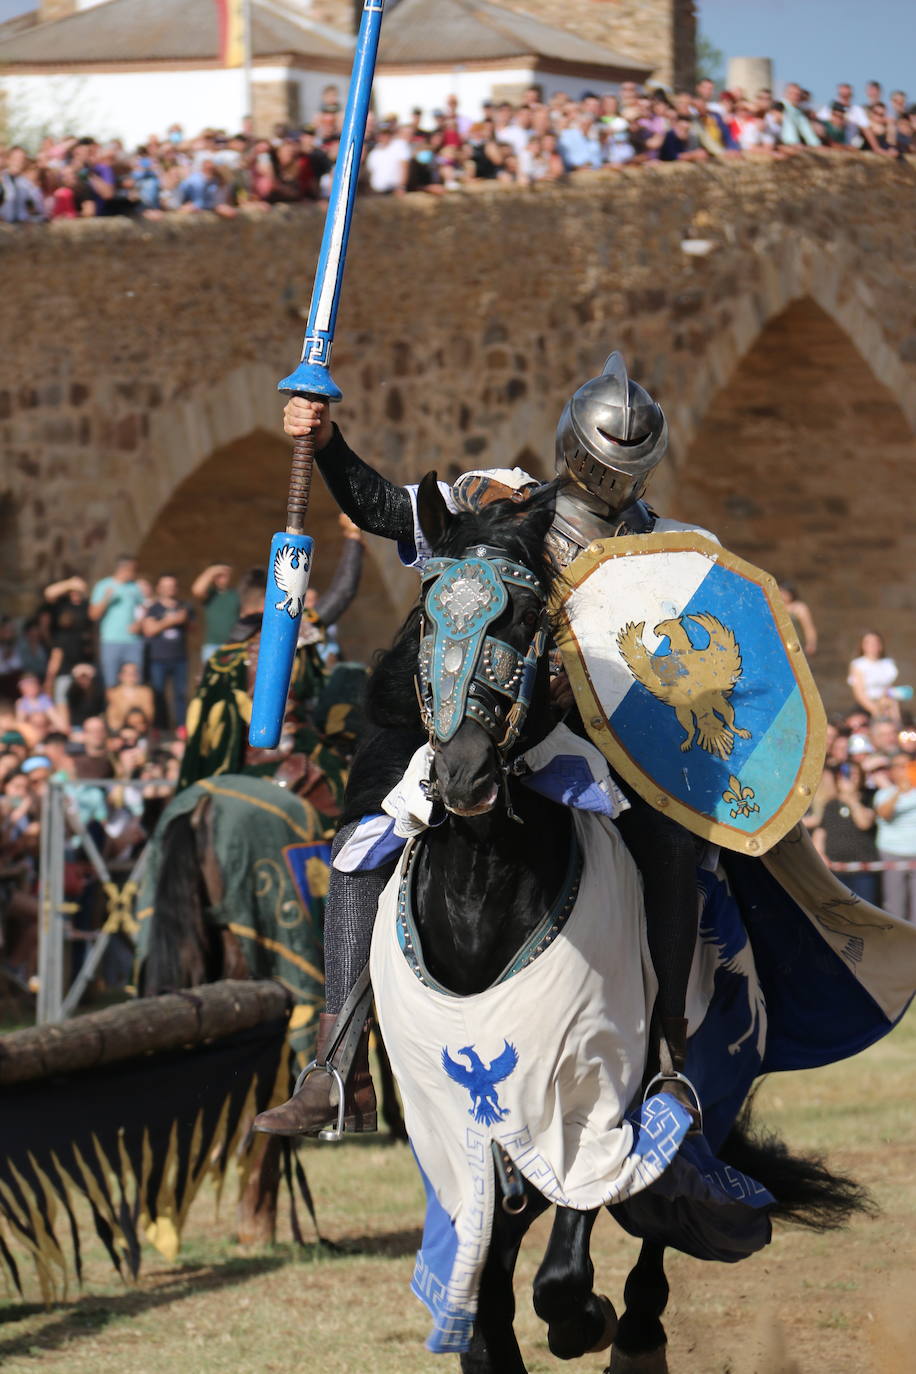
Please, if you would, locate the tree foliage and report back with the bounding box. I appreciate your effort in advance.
[696,31,726,88]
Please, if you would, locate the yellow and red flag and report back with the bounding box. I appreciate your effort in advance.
[215,0,246,68]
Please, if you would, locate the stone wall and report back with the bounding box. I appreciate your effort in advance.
[0,153,914,706]
[678,297,916,699]
[496,0,696,89]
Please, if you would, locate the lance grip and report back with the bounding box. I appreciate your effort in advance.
[287,428,315,535]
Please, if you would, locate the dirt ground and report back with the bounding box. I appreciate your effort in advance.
[2,1013,914,1374]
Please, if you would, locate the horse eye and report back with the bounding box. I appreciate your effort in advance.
[522,609,540,629]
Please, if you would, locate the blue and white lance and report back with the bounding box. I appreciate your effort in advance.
[249,0,386,748]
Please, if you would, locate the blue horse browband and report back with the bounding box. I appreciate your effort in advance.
[418,551,546,746]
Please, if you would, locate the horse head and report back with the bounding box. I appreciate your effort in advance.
[414,472,558,818]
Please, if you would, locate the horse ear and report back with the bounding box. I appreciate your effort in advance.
[417,471,453,550]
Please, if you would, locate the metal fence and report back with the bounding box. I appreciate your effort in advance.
[36,777,174,1025]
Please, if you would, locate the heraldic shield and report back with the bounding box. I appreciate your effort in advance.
[553,533,826,854]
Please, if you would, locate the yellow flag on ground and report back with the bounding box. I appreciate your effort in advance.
[216,0,246,68]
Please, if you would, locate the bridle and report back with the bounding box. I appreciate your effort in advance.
[415,544,549,764]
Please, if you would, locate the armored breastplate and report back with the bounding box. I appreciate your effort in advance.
[547,492,656,568]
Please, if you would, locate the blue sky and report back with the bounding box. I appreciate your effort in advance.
[0,0,912,107]
[698,0,915,104]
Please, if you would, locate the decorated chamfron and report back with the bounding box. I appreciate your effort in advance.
[418,551,546,748]
[553,531,826,854]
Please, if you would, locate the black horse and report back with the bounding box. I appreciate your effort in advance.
[366,475,868,1374]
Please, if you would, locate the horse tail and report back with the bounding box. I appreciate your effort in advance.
[142,809,211,994]
[719,1094,876,1231]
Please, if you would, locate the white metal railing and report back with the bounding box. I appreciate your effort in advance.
[35,777,174,1024]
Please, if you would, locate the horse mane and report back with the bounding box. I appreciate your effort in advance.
[432,480,562,599]
[365,604,424,730]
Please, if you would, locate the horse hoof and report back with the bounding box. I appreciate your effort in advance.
[589,1295,618,1353]
[549,1296,618,1360]
[605,1345,668,1374]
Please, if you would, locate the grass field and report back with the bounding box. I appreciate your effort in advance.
[2,1013,915,1374]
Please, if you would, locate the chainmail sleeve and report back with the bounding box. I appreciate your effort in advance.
[316,426,414,542]
[314,538,363,626]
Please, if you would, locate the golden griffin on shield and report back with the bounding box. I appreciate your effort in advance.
[617,612,752,760]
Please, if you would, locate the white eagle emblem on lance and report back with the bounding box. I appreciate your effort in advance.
[273,542,312,620]
[552,532,825,855]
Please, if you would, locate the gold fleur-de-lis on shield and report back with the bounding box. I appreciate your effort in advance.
[722,775,760,821]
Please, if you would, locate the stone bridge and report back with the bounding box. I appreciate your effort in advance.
[1,152,915,706]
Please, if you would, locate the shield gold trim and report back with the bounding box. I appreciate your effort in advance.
[551,532,826,855]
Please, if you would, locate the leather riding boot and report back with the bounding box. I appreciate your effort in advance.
[253,1012,378,1137]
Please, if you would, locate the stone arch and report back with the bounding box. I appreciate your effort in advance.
[119,358,560,652]
[672,295,916,710]
[130,365,409,660]
[660,230,916,463]
[107,362,291,559]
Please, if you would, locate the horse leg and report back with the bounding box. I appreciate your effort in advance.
[607,1241,669,1374]
[235,1132,282,1246]
[461,1184,548,1374]
[532,1206,617,1359]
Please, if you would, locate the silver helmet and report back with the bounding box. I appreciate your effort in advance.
[555,352,668,514]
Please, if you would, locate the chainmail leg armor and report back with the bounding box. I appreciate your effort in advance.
[324,821,398,1015]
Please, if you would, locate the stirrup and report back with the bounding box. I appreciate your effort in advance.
[293,1058,347,1142]
[643,1069,703,1135]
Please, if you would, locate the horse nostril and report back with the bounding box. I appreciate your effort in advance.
[435,737,500,814]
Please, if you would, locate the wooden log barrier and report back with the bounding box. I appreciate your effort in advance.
[0,979,292,1086]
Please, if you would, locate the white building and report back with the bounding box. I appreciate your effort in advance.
[374,0,651,124]
[0,0,354,146]
[0,0,651,148]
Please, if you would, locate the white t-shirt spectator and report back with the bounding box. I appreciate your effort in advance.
[817,101,869,130]
[848,655,898,702]
[736,117,774,151]
[601,116,635,164]
[873,785,916,856]
[497,122,531,158]
[366,137,410,193]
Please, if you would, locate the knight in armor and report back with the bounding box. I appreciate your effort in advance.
[255,354,708,1137]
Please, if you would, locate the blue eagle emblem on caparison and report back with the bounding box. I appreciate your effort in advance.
[441,1041,519,1125]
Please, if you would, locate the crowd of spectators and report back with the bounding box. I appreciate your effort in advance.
[0,556,235,989]
[805,630,916,925]
[0,544,364,992]
[1,74,912,222]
